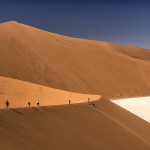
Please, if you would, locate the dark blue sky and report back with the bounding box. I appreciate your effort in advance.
[0,0,150,49]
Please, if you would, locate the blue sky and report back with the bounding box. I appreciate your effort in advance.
[0,0,150,49]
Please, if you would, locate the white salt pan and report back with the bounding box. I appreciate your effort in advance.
[112,97,150,123]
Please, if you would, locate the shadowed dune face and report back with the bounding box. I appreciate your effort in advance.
[0,76,100,109]
[0,21,150,99]
[0,98,150,150]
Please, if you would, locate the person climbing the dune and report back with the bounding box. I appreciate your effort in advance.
[28,101,30,107]
[37,100,39,106]
[88,98,90,104]
[92,103,96,108]
[69,99,71,104]
[6,100,9,108]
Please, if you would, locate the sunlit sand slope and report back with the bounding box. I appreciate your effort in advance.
[0,76,100,109]
[0,21,150,99]
[0,98,150,150]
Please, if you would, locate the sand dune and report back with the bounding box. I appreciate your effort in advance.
[0,98,150,150]
[0,76,100,109]
[0,21,150,150]
[0,21,150,99]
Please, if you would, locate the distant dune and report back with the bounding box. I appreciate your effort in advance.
[0,21,150,99]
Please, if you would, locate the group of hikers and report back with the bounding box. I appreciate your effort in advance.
[5,100,40,108]
[69,98,96,107]
[5,98,95,108]
[27,100,39,107]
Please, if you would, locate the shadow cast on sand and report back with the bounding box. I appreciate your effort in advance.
[10,108,22,115]
[31,107,39,110]
[41,107,49,110]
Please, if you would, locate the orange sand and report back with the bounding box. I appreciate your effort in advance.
[0,76,100,109]
[0,21,150,150]
[0,98,150,150]
[0,21,150,99]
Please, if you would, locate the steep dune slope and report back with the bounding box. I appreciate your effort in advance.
[0,98,150,150]
[0,76,100,109]
[0,21,150,99]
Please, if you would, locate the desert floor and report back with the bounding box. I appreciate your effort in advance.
[112,96,150,123]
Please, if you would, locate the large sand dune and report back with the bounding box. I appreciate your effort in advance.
[0,98,150,150]
[0,21,150,99]
[0,21,150,150]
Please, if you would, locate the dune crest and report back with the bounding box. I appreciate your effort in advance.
[0,76,100,109]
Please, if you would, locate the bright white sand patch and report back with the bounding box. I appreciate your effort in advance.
[112,97,150,123]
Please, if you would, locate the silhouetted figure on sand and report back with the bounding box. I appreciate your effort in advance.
[37,100,39,106]
[6,100,9,108]
[92,103,96,108]
[88,98,90,104]
[28,101,30,107]
[69,99,71,104]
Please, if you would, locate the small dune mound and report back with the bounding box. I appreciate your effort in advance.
[0,76,100,109]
